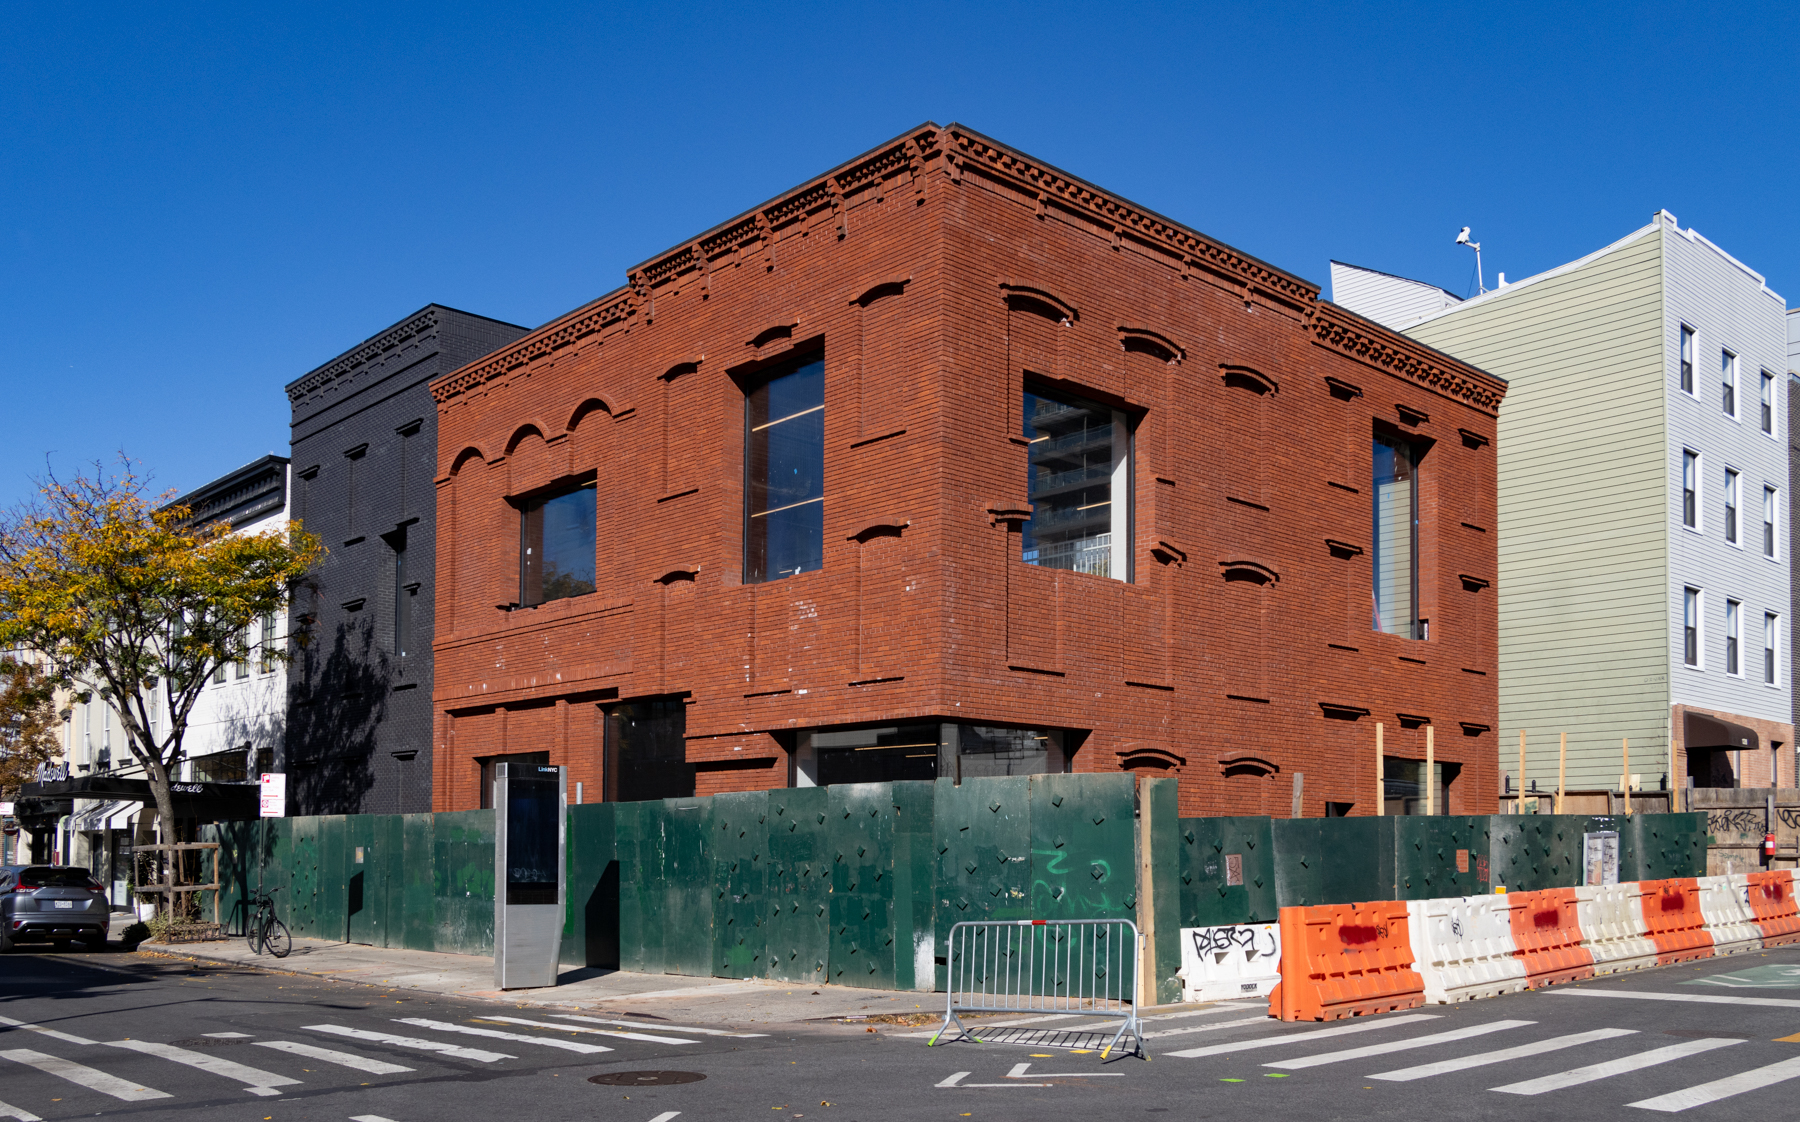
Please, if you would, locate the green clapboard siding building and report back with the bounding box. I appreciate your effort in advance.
[1333,211,1792,800]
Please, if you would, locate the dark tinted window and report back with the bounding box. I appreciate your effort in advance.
[520,485,597,607]
[20,867,92,888]
[745,356,825,583]
[604,698,693,802]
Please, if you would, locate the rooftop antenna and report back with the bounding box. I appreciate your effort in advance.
[1455,226,1486,295]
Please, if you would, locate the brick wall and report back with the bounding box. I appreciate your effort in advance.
[429,123,1506,817]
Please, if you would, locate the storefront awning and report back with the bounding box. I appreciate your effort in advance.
[70,799,138,832]
[17,776,257,821]
[1684,711,1760,753]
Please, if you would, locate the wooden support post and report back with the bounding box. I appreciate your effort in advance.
[1557,732,1568,815]
[1426,725,1436,817]
[1622,738,1632,816]
[1291,772,1305,819]
[1518,729,1528,814]
[1375,723,1385,816]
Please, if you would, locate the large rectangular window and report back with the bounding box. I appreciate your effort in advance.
[793,721,1068,787]
[1761,371,1775,434]
[1372,431,1419,638]
[1765,487,1778,559]
[602,697,693,802]
[1726,599,1742,676]
[1722,349,1737,416]
[1679,324,1695,393]
[1684,587,1701,667]
[1682,451,1699,529]
[519,483,597,607]
[1724,468,1740,545]
[1021,385,1132,580]
[1766,612,1779,686]
[745,355,825,583]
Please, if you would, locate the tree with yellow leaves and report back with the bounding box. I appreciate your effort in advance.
[0,459,322,868]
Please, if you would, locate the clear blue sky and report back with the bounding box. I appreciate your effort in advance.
[4,3,1795,507]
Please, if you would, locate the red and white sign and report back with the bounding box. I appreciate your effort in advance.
[259,773,287,818]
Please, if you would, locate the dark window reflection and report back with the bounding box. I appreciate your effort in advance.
[604,697,693,802]
[746,356,825,583]
[520,484,597,607]
[1022,385,1129,579]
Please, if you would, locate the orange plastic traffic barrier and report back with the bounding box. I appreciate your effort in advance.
[1639,878,1715,965]
[1744,870,1800,947]
[1270,900,1424,1023]
[1503,887,1595,988]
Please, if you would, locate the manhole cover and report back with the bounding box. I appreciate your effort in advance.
[588,1071,706,1087]
[171,1038,243,1048]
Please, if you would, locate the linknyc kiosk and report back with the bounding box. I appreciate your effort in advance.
[493,763,566,989]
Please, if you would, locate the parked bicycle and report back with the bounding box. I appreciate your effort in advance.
[245,886,291,958]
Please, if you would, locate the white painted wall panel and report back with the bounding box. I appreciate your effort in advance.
[1330,261,1463,331]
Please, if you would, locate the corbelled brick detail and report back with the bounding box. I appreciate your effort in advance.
[430,122,1506,817]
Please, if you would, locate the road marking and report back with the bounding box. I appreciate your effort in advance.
[0,1016,97,1046]
[935,1069,1049,1088]
[1165,1013,1442,1059]
[1144,1003,1264,1020]
[647,1114,682,1122]
[255,1040,415,1074]
[108,1039,299,1096]
[1681,965,1800,989]
[1492,1038,1745,1095]
[1006,1061,1124,1078]
[937,1072,971,1087]
[1552,988,1800,1009]
[1627,1055,1800,1111]
[0,1048,170,1101]
[550,1014,766,1038]
[1369,1028,1637,1081]
[350,1116,401,1121]
[303,1024,513,1063]
[1266,1020,1534,1069]
[0,1099,41,1121]
[204,1032,253,1039]
[394,1018,611,1054]
[479,1016,695,1045]
[1145,1015,1275,1040]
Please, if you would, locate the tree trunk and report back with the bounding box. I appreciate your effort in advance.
[143,755,181,919]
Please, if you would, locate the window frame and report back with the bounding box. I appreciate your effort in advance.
[516,476,599,609]
[1721,348,1738,419]
[1724,467,1740,547]
[1681,449,1700,531]
[1019,381,1136,584]
[1761,370,1776,436]
[1765,486,1779,560]
[1765,611,1780,687]
[1683,586,1702,669]
[1679,324,1696,395]
[742,351,827,586]
[1725,597,1742,677]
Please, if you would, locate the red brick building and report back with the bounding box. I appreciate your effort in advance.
[428,123,1507,817]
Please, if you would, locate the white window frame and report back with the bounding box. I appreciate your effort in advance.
[1765,611,1780,688]
[1725,598,1742,677]
[1764,486,1779,561]
[1683,586,1704,669]
[1678,323,1696,396]
[1760,370,1777,437]
[1724,467,1741,548]
[1721,349,1739,419]
[1681,449,1701,532]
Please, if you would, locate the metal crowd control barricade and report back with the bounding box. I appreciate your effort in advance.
[930,918,1143,1059]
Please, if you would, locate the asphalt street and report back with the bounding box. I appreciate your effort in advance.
[3,940,1800,1122]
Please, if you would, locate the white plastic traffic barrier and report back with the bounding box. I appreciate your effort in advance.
[1405,895,1527,1004]
[1697,874,1764,957]
[1177,922,1282,1003]
[1573,882,1659,974]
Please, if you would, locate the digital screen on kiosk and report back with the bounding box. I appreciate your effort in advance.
[505,767,560,905]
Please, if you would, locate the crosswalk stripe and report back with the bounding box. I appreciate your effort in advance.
[1265,1019,1534,1070]
[0,1099,41,1122]
[1552,989,1800,1010]
[303,1025,512,1063]
[254,1040,415,1074]
[1369,1028,1637,1081]
[0,1048,170,1101]
[1146,1015,1277,1041]
[1492,1038,1745,1095]
[349,1116,401,1122]
[108,1040,300,1096]
[394,1018,612,1054]
[1626,1055,1800,1112]
[479,1016,695,1045]
[1165,1013,1442,1059]
[0,1016,97,1046]
[550,1014,767,1038]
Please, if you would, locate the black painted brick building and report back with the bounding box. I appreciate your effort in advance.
[285,305,529,814]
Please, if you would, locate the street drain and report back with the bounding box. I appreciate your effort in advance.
[172,1038,243,1048]
[588,1071,706,1087]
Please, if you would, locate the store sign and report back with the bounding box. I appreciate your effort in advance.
[34,762,70,782]
[259,772,287,818]
[0,801,13,817]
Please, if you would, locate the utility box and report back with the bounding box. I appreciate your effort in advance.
[494,763,566,990]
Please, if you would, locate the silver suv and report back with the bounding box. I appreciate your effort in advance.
[0,865,110,951]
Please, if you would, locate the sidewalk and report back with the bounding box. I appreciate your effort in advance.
[108,914,950,1027]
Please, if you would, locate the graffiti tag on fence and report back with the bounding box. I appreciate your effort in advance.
[1190,924,1277,958]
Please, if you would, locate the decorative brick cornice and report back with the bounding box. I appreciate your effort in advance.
[430,288,635,404]
[288,307,438,404]
[1311,303,1507,416]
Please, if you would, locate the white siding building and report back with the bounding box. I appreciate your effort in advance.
[1336,212,1792,797]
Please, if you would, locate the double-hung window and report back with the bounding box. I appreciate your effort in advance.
[1761,371,1775,435]
[745,354,825,583]
[1766,612,1780,686]
[1722,350,1738,417]
[1726,599,1742,676]
[1765,487,1778,559]
[1022,385,1132,581]
[1679,325,1695,394]
[519,482,597,606]
[1724,469,1740,545]
[1372,430,1421,638]
[1681,451,1699,529]
[1684,588,1701,667]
